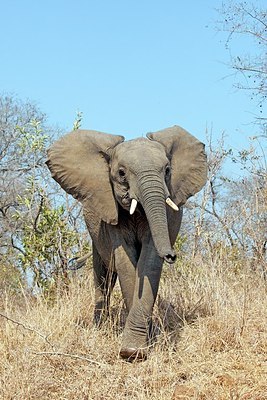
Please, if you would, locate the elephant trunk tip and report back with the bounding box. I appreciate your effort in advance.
[163,250,177,264]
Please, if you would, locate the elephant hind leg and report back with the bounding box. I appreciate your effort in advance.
[93,244,117,326]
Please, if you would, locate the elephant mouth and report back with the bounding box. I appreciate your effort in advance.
[121,192,131,207]
[121,194,138,216]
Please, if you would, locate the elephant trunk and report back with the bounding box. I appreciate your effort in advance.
[137,173,176,264]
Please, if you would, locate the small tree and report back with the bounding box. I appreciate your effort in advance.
[0,95,90,293]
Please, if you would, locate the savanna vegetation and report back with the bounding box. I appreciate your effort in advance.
[0,2,266,399]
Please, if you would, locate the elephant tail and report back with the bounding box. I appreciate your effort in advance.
[67,252,92,270]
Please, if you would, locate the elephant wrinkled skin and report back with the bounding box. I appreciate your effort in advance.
[46,125,207,361]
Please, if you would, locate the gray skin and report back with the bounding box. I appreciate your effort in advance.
[46,125,207,361]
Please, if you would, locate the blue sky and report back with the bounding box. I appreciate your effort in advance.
[1,0,265,169]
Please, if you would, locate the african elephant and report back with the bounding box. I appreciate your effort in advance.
[46,125,207,361]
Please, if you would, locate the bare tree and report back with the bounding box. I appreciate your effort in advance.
[216,1,267,109]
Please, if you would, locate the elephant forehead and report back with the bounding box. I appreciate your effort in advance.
[114,138,167,164]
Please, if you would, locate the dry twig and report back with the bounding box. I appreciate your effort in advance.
[32,351,108,367]
[0,311,55,349]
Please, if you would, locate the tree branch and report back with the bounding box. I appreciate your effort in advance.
[31,351,107,367]
[0,312,55,349]
[11,235,26,256]
[33,194,44,234]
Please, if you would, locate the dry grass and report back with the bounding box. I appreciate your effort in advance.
[0,259,267,400]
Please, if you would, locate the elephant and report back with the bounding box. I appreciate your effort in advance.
[46,125,207,361]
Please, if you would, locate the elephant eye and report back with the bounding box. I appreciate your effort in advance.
[165,166,171,176]
[118,168,126,177]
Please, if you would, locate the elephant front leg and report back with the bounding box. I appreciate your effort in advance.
[120,242,163,361]
[113,244,138,314]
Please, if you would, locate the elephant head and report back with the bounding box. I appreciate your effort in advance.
[46,126,207,263]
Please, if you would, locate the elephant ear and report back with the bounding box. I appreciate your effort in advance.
[147,125,207,207]
[46,130,125,225]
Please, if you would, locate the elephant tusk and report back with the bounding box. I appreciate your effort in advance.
[166,197,179,211]
[130,199,138,215]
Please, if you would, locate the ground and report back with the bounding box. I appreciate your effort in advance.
[0,259,266,399]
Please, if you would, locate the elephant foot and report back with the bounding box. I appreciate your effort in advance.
[119,347,147,362]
